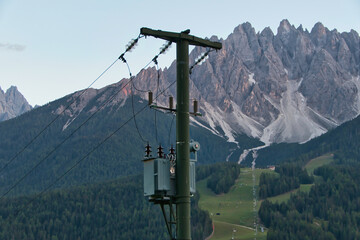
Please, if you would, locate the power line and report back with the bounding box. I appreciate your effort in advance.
[0,58,118,175]
[0,35,143,176]
[0,75,135,200]
[154,63,160,143]
[120,41,172,143]
[168,113,175,145]
[0,40,174,200]
[131,81,148,143]
[119,56,148,143]
[12,79,177,219]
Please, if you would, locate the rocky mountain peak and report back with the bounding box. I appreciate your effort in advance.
[0,86,32,122]
[173,20,360,143]
[277,19,293,34]
[310,22,328,46]
[54,20,360,144]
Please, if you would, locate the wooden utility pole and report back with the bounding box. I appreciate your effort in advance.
[140,27,222,240]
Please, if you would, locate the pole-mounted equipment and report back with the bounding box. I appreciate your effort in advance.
[141,27,222,240]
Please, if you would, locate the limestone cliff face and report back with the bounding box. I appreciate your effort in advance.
[54,20,360,143]
[175,20,359,143]
[0,86,32,122]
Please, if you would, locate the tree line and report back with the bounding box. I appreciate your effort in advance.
[258,163,313,199]
[196,162,241,194]
[0,174,212,240]
[259,163,360,240]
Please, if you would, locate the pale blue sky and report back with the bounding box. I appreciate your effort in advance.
[1,0,359,106]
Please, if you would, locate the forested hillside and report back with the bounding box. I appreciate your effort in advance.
[0,174,212,240]
[254,114,360,239]
[258,163,313,199]
[259,163,360,240]
[0,94,260,196]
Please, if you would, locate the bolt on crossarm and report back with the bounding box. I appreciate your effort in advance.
[140,27,221,240]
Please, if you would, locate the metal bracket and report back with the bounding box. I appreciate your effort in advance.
[150,197,177,239]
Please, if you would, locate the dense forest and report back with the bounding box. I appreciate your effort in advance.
[0,174,212,240]
[259,161,360,240]
[258,163,313,199]
[196,162,241,194]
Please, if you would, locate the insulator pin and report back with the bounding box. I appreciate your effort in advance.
[193,100,198,114]
[169,96,174,110]
[157,144,164,158]
[148,91,153,105]
[145,142,152,158]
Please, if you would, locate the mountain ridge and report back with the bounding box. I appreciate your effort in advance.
[113,20,360,144]
[0,86,32,122]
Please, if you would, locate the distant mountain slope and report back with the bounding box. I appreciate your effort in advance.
[248,115,360,167]
[1,20,358,197]
[0,86,259,196]
[125,20,360,143]
[0,86,32,122]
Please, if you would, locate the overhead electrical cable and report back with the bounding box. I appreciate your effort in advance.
[0,35,146,199]
[120,40,172,144]
[154,63,161,143]
[0,75,136,200]
[119,55,147,143]
[168,114,175,145]
[12,79,177,219]
[0,58,118,175]
[0,40,174,200]
[0,34,143,176]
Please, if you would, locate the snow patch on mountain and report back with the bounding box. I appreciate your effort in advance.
[248,73,256,85]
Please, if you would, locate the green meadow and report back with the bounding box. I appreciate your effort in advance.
[198,168,268,240]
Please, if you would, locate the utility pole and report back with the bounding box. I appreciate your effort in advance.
[141,27,221,240]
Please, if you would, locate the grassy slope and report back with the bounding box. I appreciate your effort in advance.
[305,153,334,175]
[197,154,335,239]
[267,154,334,204]
[198,168,268,240]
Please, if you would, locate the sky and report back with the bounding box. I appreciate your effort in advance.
[1,0,359,106]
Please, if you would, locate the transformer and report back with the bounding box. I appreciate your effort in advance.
[143,141,200,198]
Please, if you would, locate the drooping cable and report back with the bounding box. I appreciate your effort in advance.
[168,114,175,146]
[120,57,147,143]
[0,58,118,175]
[131,80,147,143]
[0,34,143,176]
[154,63,160,143]
[11,79,177,219]
[0,40,174,200]
[0,75,136,200]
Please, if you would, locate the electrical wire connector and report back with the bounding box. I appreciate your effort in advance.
[152,56,158,65]
[119,54,126,63]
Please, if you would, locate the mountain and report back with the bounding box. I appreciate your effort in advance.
[246,114,360,167]
[0,20,358,196]
[0,86,32,122]
[126,20,360,144]
[0,88,258,196]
